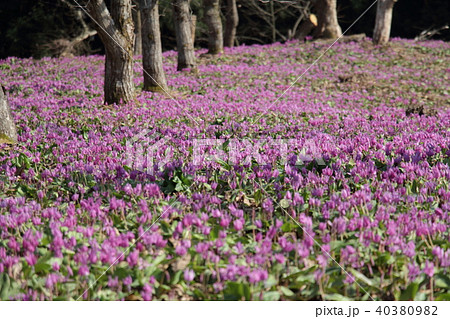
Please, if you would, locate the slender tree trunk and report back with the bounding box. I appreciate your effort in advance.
[223,0,238,47]
[172,0,196,71]
[59,1,97,57]
[140,0,168,92]
[373,0,396,45]
[87,0,135,104]
[134,7,143,56]
[270,0,276,43]
[314,0,342,39]
[191,14,197,46]
[203,0,223,54]
[0,86,18,144]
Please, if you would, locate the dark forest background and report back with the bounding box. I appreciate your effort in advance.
[0,0,448,59]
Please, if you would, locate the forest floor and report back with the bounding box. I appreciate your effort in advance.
[0,38,449,301]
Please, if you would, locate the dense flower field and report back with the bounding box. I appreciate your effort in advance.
[0,38,449,301]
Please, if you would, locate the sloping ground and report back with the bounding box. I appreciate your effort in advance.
[0,38,449,300]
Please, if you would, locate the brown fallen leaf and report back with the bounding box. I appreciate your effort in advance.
[171,253,191,272]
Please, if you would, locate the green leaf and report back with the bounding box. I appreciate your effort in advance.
[281,222,295,232]
[41,236,51,246]
[34,252,53,275]
[224,282,251,300]
[263,291,281,301]
[350,269,377,288]
[264,275,278,289]
[435,293,450,301]
[375,252,395,265]
[399,282,419,301]
[172,270,182,285]
[113,267,130,280]
[215,158,231,171]
[254,189,262,203]
[193,288,206,299]
[151,253,167,266]
[0,273,11,300]
[210,225,220,240]
[280,286,294,297]
[323,293,352,301]
[53,296,69,301]
[289,269,316,285]
[434,273,450,289]
[279,199,291,209]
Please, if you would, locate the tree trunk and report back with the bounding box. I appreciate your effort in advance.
[87,0,135,104]
[203,0,223,54]
[191,14,197,46]
[314,0,342,39]
[223,0,238,47]
[134,7,143,56]
[0,86,18,144]
[373,0,396,45]
[172,0,196,71]
[140,0,168,92]
[270,0,276,43]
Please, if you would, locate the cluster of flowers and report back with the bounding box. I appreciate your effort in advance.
[0,38,448,300]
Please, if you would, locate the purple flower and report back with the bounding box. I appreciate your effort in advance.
[78,265,89,276]
[184,268,195,282]
[1,37,449,301]
[213,282,224,292]
[274,254,285,264]
[175,245,187,256]
[423,260,435,277]
[123,276,132,287]
[24,254,37,266]
[248,269,268,284]
[108,276,119,288]
[234,242,244,254]
[432,246,444,259]
[220,216,231,227]
[233,219,244,231]
[293,192,304,205]
[126,250,139,267]
[407,263,420,281]
[45,273,62,289]
[262,198,274,213]
[141,283,153,301]
[402,241,416,258]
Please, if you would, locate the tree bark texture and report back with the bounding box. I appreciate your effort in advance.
[314,0,342,39]
[0,86,18,144]
[87,0,135,104]
[140,0,168,92]
[203,0,223,54]
[223,0,238,47]
[373,0,396,45]
[191,14,197,46]
[172,0,196,71]
[134,7,143,56]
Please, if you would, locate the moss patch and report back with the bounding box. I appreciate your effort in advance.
[0,133,16,144]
